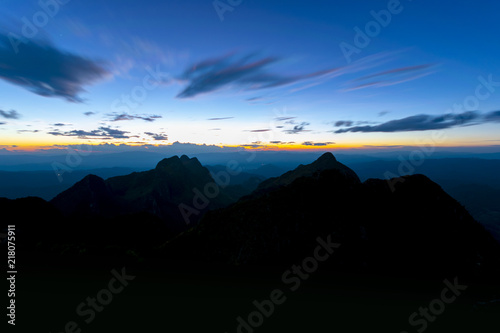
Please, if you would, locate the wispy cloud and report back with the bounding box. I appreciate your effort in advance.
[343,63,436,92]
[284,122,310,134]
[484,110,500,122]
[175,53,338,98]
[48,126,130,139]
[144,132,168,141]
[247,129,272,132]
[107,113,162,122]
[17,129,39,133]
[207,117,234,121]
[84,111,96,116]
[0,34,110,102]
[275,116,296,121]
[333,111,489,134]
[0,109,21,119]
[334,120,353,127]
[301,141,335,146]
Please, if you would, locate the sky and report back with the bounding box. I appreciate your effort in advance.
[0,0,499,153]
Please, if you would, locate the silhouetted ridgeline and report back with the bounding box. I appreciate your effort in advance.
[1,153,499,281]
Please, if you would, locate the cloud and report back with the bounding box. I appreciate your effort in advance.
[334,120,353,127]
[52,123,70,127]
[275,116,296,121]
[107,113,162,122]
[0,109,21,119]
[0,34,110,102]
[248,129,271,132]
[301,141,335,146]
[175,53,338,98]
[354,64,434,82]
[334,111,481,133]
[284,122,310,134]
[342,59,436,92]
[48,126,130,139]
[144,132,168,141]
[0,122,5,125]
[84,111,96,116]
[484,110,500,122]
[17,129,40,133]
[378,111,390,117]
[207,117,234,121]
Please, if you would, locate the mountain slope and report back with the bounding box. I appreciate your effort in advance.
[165,162,500,279]
[254,152,360,194]
[51,155,242,232]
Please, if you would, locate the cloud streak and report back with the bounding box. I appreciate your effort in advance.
[0,109,21,119]
[175,53,338,98]
[333,111,495,134]
[144,132,168,141]
[0,34,110,102]
[207,117,234,121]
[284,122,310,134]
[48,127,130,139]
[107,113,162,122]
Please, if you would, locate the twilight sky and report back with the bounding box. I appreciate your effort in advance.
[0,0,499,152]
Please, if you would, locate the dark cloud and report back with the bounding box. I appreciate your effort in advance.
[144,132,168,141]
[207,117,234,121]
[52,123,70,127]
[248,129,271,132]
[107,113,162,122]
[0,34,110,102]
[284,122,310,134]
[334,120,354,127]
[48,126,130,139]
[378,111,390,117]
[301,141,335,146]
[0,122,6,125]
[484,110,500,122]
[84,111,96,116]
[334,111,481,134]
[176,53,338,98]
[0,109,21,119]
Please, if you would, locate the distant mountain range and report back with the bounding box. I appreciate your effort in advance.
[2,152,499,281]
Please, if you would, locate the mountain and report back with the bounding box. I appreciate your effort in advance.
[50,155,252,232]
[163,154,500,279]
[254,152,360,194]
[4,152,500,280]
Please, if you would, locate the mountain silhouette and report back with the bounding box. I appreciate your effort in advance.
[51,155,243,232]
[254,152,360,194]
[2,153,499,281]
[162,155,500,279]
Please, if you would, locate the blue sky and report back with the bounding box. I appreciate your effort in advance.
[0,0,499,152]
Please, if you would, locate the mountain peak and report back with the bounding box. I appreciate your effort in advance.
[155,155,202,170]
[316,152,337,163]
[255,152,359,193]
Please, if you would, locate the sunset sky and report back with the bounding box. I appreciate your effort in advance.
[1,0,499,152]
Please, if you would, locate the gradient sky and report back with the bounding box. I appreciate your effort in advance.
[0,0,499,152]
